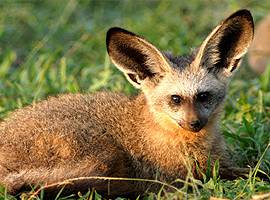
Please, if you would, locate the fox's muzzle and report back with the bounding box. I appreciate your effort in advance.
[179,118,208,132]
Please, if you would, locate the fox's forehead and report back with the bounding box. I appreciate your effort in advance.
[159,52,225,97]
[158,66,225,98]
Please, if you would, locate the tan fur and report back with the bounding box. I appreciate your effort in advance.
[0,10,254,198]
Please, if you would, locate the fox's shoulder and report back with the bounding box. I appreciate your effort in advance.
[0,92,139,140]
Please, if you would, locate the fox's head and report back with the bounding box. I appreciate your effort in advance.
[106,10,254,133]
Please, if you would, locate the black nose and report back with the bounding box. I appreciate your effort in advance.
[189,120,202,132]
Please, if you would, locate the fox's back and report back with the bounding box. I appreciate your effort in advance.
[0,92,135,170]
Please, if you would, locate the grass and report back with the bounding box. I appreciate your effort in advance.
[0,0,269,199]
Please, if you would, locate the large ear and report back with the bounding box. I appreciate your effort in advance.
[195,9,254,78]
[106,27,171,88]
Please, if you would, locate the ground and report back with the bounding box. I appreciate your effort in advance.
[0,0,269,199]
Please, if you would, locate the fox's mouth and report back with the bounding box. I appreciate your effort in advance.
[176,119,208,133]
[169,115,207,133]
[178,122,203,132]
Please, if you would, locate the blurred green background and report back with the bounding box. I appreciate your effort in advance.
[0,0,269,199]
[0,0,269,112]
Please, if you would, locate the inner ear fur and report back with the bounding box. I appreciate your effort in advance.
[197,9,254,76]
[106,27,171,88]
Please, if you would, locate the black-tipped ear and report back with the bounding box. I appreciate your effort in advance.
[196,9,254,77]
[106,27,171,88]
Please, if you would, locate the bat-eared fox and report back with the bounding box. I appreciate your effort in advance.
[0,9,254,198]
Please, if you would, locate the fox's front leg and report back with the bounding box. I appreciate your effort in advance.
[219,167,250,179]
[220,166,269,181]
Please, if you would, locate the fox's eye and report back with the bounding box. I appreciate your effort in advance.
[171,95,182,104]
[197,92,210,102]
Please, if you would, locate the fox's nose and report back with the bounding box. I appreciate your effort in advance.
[189,120,202,132]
